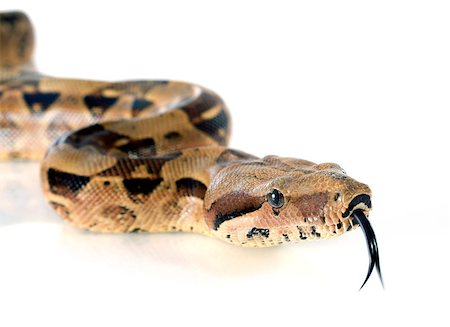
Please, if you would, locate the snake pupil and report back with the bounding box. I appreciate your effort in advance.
[267,189,284,208]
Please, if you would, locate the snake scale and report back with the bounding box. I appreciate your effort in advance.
[0,11,382,289]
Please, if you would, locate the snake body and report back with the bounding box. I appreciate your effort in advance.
[0,12,382,287]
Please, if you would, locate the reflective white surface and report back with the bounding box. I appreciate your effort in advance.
[1,1,449,326]
[0,162,447,326]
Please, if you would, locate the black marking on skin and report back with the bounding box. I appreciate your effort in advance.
[65,124,129,152]
[164,131,182,140]
[65,124,106,146]
[247,227,270,239]
[144,151,182,174]
[297,226,308,240]
[176,178,207,199]
[311,226,321,238]
[181,91,220,120]
[272,209,280,216]
[131,98,153,114]
[194,109,229,144]
[0,12,21,25]
[103,181,110,187]
[209,192,265,231]
[214,207,258,231]
[83,95,118,117]
[342,194,371,218]
[23,92,60,113]
[347,224,353,231]
[226,234,231,239]
[130,228,143,233]
[282,233,290,242]
[96,151,182,179]
[117,138,156,157]
[47,168,90,196]
[337,222,342,229]
[123,178,163,196]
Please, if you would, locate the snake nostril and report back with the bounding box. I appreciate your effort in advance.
[334,193,341,201]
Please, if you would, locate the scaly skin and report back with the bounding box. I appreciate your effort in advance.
[1,11,373,250]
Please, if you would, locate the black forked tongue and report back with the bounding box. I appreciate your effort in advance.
[351,210,384,290]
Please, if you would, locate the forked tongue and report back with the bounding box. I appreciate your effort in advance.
[351,209,384,290]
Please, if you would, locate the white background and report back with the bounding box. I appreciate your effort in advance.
[1,1,449,326]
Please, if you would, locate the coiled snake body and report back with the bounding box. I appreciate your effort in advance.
[0,12,382,288]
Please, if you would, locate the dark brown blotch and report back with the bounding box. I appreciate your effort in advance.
[83,95,118,118]
[123,178,163,203]
[181,91,220,120]
[131,98,153,115]
[96,151,181,178]
[164,131,182,140]
[176,178,207,199]
[193,108,229,144]
[206,192,265,230]
[66,124,130,154]
[117,137,156,157]
[145,151,182,175]
[23,92,60,113]
[47,168,90,198]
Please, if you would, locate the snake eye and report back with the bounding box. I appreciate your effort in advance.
[267,189,285,208]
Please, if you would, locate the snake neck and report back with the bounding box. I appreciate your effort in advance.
[40,145,257,236]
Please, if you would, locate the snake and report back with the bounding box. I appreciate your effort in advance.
[0,11,382,289]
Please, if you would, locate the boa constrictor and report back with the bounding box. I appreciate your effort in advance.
[0,11,382,289]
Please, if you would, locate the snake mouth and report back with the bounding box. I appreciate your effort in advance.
[351,209,383,290]
[342,194,371,218]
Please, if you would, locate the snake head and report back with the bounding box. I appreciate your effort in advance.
[204,154,381,289]
[205,155,372,244]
